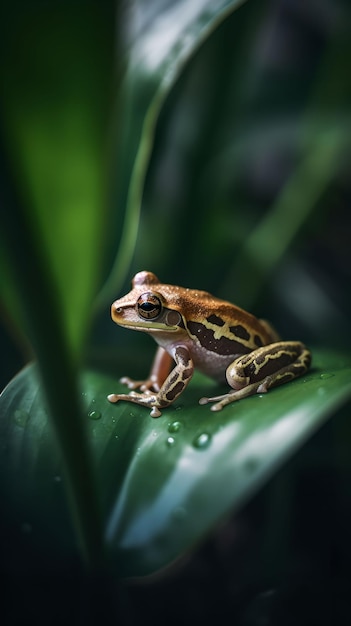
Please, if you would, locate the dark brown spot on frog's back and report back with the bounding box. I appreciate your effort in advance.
[254,334,263,347]
[187,321,251,356]
[229,324,250,341]
[206,314,225,326]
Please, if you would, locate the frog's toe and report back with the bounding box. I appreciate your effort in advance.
[199,392,228,405]
[199,396,225,411]
[210,403,224,412]
[150,406,162,418]
[129,391,143,398]
[120,376,144,390]
[107,393,120,403]
[199,396,210,405]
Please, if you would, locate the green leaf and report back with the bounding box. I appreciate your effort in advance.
[1,348,350,577]
[1,1,116,354]
[0,1,117,569]
[94,0,248,310]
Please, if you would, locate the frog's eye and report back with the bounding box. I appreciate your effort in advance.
[137,292,162,320]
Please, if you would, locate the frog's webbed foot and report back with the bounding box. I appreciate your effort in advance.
[199,381,263,412]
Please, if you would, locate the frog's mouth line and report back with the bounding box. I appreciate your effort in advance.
[115,320,178,332]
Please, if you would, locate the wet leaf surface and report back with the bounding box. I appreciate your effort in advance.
[0,348,350,577]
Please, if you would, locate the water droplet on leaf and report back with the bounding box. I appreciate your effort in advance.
[168,421,182,433]
[166,436,176,447]
[193,432,212,449]
[88,410,101,420]
[320,372,334,379]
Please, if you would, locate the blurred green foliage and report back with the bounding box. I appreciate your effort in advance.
[92,0,351,368]
[132,0,351,327]
[1,0,350,377]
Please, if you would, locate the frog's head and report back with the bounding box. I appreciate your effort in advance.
[111,271,184,334]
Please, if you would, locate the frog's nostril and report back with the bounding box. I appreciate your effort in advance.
[111,305,123,318]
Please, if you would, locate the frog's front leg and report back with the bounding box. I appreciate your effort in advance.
[199,341,311,412]
[108,346,194,417]
[117,346,173,393]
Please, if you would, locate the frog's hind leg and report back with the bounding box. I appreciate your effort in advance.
[199,341,311,412]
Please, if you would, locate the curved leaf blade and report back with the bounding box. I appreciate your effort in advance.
[0,349,350,577]
[95,0,248,309]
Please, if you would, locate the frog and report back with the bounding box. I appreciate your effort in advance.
[107,271,311,417]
